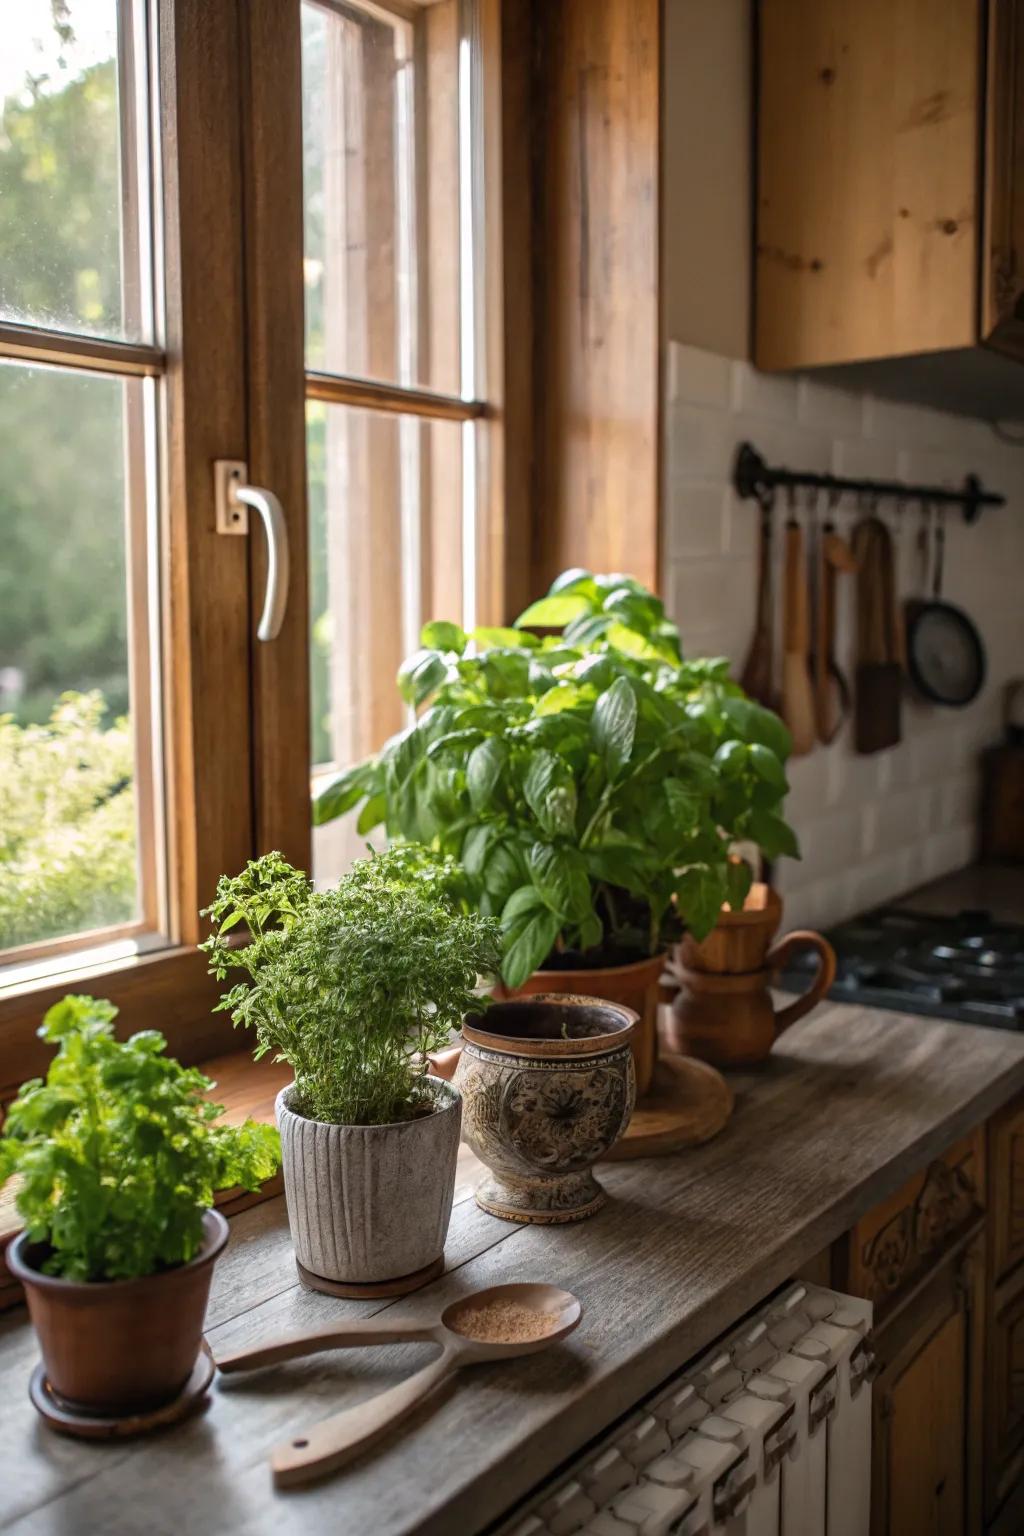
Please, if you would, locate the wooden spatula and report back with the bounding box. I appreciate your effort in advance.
[781,516,816,755]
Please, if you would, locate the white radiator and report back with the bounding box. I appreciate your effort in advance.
[502,1283,875,1536]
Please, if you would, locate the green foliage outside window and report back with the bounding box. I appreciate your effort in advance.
[0,692,136,951]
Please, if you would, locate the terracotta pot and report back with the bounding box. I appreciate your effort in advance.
[7,1208,228,1414]
[496,951,665,1097]
[276,1077,461,1287]
[679,882,783,974]
[430,995,636,1224]
[665,931,837,1067]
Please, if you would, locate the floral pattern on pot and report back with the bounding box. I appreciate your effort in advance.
[455,1040,634,1223]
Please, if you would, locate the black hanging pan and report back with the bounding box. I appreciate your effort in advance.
[905,504,986,707]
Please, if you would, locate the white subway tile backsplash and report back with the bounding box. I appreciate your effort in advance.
[666,482,730,559]
[797,378,864,437]
[668,343,734,409]
[663,343,1023,927]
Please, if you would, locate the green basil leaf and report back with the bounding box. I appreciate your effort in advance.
[355,793,387,835]
[528,842,591,922]
[747,742,788,791]
[501,907,561,989]
[515,593,593,629]
[467,738,506,811]
[543,783,578,838]
[523,749,564,822]
[472,625,538,650]
[501,884,547,928]
[396,648,447,706]
[548,568,598,599]
[462,822,497,879]
[725,858,753,913]
[675,863,729,941]
[591,675,637,779]
[484,840,526,902]
[720,696,792,762]
[747,809,801,860]
[420,620,466,654]
[312,761,376,825]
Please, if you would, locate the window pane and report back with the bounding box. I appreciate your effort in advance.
[0,362,157,953]
[309,400,467,882]
[301,0,462,395]
[0,0,149,340]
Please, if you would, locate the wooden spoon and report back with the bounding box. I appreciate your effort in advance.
[215,1282,582,1488]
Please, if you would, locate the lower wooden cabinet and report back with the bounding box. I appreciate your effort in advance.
[867,1232,985,1536]
[987,1263,1024,1518]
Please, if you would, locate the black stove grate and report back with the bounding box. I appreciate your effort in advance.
[781,906,1024,1029]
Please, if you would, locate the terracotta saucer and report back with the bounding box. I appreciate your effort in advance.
[603,1054,733,1159]
[296,1253,444,1300]
[29,1344,215,1440]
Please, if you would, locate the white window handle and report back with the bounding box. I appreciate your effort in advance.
[214,460,290,641]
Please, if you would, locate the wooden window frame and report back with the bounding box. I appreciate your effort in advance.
[0,0,506,1095]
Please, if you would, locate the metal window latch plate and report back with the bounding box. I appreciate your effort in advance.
[215,459,249,534]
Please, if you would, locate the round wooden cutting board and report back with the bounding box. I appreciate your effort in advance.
[602,1053,733,1160]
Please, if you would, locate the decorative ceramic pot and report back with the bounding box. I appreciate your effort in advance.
[431,995,636,1224]
[7,1208,228,1415]
[276,1077,461,1291]
[496,951,666,1097]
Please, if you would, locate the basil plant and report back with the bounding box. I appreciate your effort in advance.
[314,571,799,989]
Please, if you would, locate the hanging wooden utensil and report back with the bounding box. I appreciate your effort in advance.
[852,511,902,754]
[739,487,777,710]
[813,495,857,744]
[780,499,816,755]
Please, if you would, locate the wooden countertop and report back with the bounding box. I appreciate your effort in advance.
[5,999,1024,1536]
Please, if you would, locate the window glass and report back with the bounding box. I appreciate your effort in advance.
[308,400,467,880]
[301,0,462,394]
[0,1,148,340]
[0,362,151,952]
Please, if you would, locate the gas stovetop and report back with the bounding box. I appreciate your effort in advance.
[782,906,1024,1030]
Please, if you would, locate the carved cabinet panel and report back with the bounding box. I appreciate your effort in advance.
[845,1131,985,1314]
[990,1094,1024,1284]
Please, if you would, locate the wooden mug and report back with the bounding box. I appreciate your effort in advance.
[664,929,837,1067]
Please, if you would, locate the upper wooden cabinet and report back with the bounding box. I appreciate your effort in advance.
[755,0,1024,383]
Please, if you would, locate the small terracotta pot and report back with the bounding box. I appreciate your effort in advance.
[7,1208,228,1414]
[276,1077,461,1287]
[679,882,783,974]
[430,995,636,1223]
[496,951,665,1097]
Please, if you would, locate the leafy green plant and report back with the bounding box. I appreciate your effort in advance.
[0,691,136,951]
[201,846,502,1127]
[313,570,799,988]
[0,995,280,1282]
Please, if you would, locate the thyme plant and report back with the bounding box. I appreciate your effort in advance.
[201,847,502,1126]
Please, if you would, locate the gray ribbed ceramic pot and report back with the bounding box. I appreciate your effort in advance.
[275,1078,461,1287]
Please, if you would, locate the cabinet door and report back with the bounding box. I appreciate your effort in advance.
[987,1264,1024,1516]
[983,0,1024,359]
[989,1091,1024,1284]
[755,0,980,370]
[870,1235,984,1536]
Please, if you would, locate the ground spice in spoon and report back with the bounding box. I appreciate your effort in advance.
[450,1300,563,1343]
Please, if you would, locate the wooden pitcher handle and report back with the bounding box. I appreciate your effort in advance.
[271,1348,456,1487]
[426,1045,462,1081]
[765,930,837,1036]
